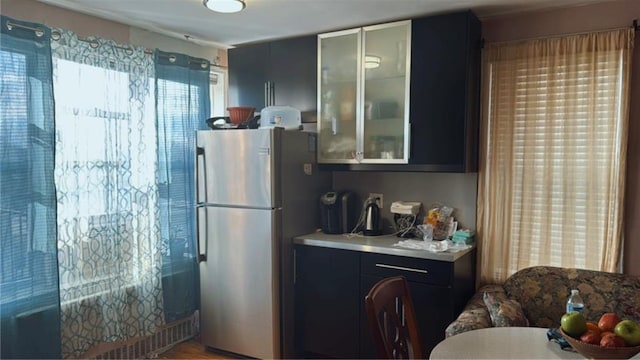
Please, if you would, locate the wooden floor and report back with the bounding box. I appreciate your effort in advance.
[157,339,239,359]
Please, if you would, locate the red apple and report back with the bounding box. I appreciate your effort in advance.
[598,313,623,332]
[600,333,626,347]
[580,329,601,345]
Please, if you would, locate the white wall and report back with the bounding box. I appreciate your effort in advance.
[333,172,478,233]
[1,0,227,66]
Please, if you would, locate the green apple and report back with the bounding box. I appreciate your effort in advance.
[614,319,640,346]
[561,311,587,337]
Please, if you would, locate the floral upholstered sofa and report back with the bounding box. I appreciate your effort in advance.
[445,266,640,337]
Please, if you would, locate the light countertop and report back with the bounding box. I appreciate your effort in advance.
[293,231,475,262]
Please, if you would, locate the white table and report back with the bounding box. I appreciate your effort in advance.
[429,327,585,359]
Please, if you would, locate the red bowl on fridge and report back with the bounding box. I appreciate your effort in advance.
[227,106,255,125]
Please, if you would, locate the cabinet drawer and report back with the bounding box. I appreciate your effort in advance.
[360,253,452,286]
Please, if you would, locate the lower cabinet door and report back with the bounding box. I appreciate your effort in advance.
[295,246,360,358]
[360,274,454,358]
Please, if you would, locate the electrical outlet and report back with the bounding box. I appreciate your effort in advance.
[369,193,383,209]
[303,163,312,175]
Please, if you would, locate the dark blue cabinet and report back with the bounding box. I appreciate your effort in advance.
[294,245,476,358]
[408,10,481,172]
[228,35,317,122]
[320,10,481,172]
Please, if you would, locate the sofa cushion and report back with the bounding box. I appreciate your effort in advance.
[503,266,640,328]
[444,284,501,337]
[483,292,529,327]
[444,308,492,338]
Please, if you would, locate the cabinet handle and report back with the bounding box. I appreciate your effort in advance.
[408,122,412,160]
[263,81,276,107]
[270,82,275,106]
[375,263,428,274]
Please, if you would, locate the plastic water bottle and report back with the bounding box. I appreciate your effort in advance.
[566,289,585,314]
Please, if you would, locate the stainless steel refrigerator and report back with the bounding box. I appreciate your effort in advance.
[195,128,330,359]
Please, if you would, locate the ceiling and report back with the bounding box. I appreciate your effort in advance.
[36,0,611,48]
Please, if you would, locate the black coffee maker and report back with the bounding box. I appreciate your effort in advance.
[320,191,356,234]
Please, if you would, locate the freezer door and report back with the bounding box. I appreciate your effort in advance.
[198,206,280,359]
[196,129,280,208]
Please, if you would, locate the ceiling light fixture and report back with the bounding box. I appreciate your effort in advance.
[365,55,381,69]
[203,0,246,13]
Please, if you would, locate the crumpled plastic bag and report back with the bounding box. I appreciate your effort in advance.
[393,239,471,253]
[423,205,455,240]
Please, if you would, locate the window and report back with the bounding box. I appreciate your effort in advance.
[1,46,58,304]
[1,19,63,358]
[154,51,210,322]
[52,56,159,303]
[1,49,40,302]
[156,77,200,261]
[210,69,226,117]
[477,29,634,283]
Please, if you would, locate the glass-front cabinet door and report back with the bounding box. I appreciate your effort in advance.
[317,29,360,162]
[362,21,410,163]
[317,21,411,164]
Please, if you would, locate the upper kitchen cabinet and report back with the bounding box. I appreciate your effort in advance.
[317,21,411,165]
[409,11,481,172]
[318,11,481,172]
[228,35,317,122]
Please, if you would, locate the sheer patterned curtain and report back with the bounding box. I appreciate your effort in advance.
[50,29,163,357]
[477,28,634,284]
[155,50,210,322]
[0,16,61,359]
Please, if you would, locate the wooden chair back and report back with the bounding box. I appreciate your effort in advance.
[364,276,424,359]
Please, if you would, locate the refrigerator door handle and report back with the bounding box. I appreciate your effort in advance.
[196,145,207,262]
[196,145,206,206]
[196,205,207,262]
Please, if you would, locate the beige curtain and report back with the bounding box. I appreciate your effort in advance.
[477,28,635,284]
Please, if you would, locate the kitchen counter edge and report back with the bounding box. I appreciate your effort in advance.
[293,232,475,262]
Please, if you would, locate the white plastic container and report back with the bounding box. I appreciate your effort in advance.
[259,106,301,130]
